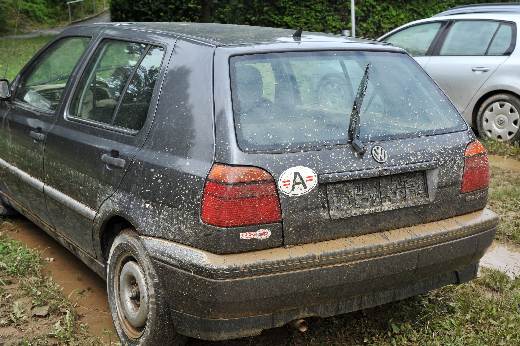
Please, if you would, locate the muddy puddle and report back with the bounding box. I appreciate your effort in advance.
[481,242,520,279]
[2,218,117,343]
[489,155,520,172]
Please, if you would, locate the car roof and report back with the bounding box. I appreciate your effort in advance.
[403,12,520,26]
[379,12,520,40]
[435,3,520,17]
[74,22,389,48]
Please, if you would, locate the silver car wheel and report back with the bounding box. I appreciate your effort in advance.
[482,101,520,141]
[117,260,149,336]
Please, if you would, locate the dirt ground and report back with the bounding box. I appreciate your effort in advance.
[2,219,117,344]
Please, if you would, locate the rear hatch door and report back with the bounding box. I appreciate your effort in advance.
[226,48,476,246]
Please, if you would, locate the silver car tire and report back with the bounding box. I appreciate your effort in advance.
[107,230,186,346]
[477,93,520,142]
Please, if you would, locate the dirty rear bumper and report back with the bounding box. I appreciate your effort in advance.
[143,209,498,341]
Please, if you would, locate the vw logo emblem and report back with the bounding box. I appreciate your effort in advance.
[371,146,388,163]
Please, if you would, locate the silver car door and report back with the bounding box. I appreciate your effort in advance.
[425,20,514,113]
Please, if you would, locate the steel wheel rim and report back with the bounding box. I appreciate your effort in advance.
[114,257,149,339]
[482,101,520,141]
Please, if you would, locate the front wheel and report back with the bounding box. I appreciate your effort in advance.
[477,93,520,142]
[107,230,185,345]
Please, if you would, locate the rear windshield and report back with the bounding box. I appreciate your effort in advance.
[230,51,466,152]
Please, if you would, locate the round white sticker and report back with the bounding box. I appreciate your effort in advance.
[278,166,318,196]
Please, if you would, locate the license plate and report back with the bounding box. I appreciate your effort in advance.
[327,171,429,219]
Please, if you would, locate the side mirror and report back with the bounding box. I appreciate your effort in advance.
[0,79,11,100]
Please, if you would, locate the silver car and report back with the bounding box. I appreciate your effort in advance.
[379,12,520,142]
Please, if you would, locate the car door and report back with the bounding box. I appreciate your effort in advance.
[44,36,167,254]
[0,36,91,226]
[381,21,447,68]
[426,20,515,113]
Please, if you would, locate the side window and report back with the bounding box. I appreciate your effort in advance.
[69,39,165,132]
[440,20,499,56]
[15,37,90,112]
[384,22,442,56]
[113,46,165,130]
[487,23,514,55]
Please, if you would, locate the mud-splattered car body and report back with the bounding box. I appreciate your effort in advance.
[0,23,498,342]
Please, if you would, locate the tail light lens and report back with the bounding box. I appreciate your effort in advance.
[201,164,282,227]
[461,140,489,193]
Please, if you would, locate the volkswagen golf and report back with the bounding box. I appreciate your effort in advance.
[0,23,498,345]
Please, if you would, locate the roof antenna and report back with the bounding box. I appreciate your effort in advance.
[293,28,303,41]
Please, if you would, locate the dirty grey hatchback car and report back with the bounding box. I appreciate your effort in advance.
[0,23,499,344]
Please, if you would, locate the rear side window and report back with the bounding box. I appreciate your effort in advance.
[440,20,514,56]
[384,22,442,56]
[69,39,165,132]
[230,51,466,152]
[487,23,515,55]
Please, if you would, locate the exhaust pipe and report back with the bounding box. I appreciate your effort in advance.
[290,319,308,333]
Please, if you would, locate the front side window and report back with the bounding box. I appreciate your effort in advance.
[440,20,514,56]
[15,37,90,112]
[384,22,442,56]
[69,39,165,131]
[230,51,466,152]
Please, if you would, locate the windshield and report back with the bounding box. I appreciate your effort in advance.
[230,51,466,152]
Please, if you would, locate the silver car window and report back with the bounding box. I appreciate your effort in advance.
[384,22,442,56]
[440,21,499,56]
[487,23,514,55]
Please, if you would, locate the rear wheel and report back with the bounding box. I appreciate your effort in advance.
[107,230,186,345]
[0,195,18,216]
[477,93,520,142]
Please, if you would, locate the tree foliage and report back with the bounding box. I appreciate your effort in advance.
[111,0,504,38]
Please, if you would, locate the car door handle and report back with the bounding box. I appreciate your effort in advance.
[101,153,126,169]
[472,67,490,73]
[29,129,46,142]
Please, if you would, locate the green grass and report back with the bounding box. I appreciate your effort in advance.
[489,167,520,246]
[482,138,520,161]
[0,35,54,81]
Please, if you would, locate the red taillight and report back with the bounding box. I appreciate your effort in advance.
[201,164,282,227]
[461,140,489,193]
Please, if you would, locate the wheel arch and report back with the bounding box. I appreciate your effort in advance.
[97,213,137,263]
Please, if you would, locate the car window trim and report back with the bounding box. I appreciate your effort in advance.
[11,35,93,116]
[432,19,517,57]
[64,37,167,136]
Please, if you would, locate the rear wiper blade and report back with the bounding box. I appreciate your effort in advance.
[348,63,370,156]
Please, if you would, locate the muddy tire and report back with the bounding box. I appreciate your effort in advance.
[107,230,186,345]
[477,93,520,143]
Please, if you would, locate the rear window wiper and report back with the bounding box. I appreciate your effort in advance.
[348,63,370,156]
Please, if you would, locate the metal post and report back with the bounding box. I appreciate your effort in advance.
[68,3,72,23]
[351,0,356,38]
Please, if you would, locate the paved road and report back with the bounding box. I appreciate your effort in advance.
[3,11,111,39]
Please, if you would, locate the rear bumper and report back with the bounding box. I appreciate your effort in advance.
[143,209,498,341]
